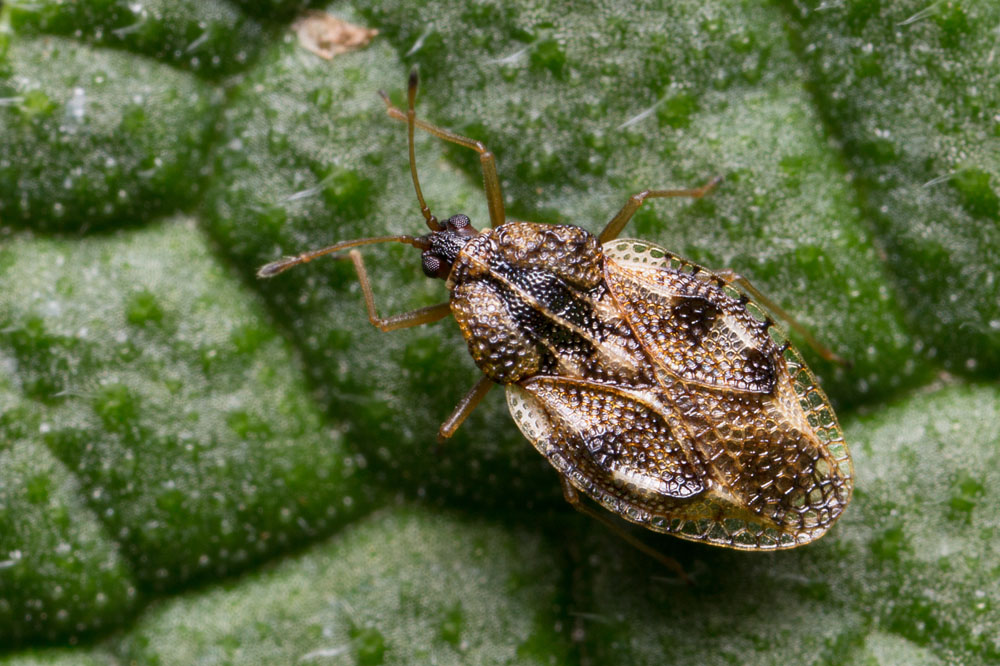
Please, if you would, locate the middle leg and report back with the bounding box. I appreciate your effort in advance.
[716,268,848,366]
[437,375,495,443]
[598,176,723,244]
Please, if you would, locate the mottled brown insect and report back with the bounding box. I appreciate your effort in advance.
[260,71,853,558]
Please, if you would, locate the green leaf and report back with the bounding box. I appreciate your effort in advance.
[7,0,271,79]
[0,380,136,644]
[1,0,997,662]
[116,508,571,664]
[0,36,219,232]
[781,0,1000,377]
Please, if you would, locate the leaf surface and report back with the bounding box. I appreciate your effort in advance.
[0,0,996,662]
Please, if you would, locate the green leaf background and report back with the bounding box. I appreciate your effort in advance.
[1,0,997,663]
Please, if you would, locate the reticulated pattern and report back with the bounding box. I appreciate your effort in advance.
[473,230,852,550]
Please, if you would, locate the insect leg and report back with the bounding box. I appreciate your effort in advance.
[379,76,506,230]
[598,176,723,244]
[560,478,690,583]
[716,269,849,367]
[348,250,451,331]
[436,375,495,443]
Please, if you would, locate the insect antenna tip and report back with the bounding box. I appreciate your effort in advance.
[257,257,295,278]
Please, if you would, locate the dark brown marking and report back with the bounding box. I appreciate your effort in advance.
[671,296,720,345]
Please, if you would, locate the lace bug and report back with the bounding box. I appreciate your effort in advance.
[259,70,853,565]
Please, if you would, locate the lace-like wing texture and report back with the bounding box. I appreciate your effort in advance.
[507,239,852,550]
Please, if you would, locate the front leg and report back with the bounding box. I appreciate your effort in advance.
[347,250,451,332]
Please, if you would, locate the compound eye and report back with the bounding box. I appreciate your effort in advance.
[422,253,443,278]
[447,214,470,230]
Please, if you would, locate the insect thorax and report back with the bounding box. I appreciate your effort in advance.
[447,222,654,387]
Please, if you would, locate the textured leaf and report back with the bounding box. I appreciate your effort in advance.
[7,0,270,78]
[0,0,997,662]
[0,36,218,230]
[0,219,374,647]
[782,0,1000,377]
[0,381,136,644]
[117,508,570,665]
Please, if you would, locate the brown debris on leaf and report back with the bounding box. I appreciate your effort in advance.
[292,11,378,60]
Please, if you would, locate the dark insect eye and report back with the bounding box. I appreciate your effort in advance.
[447,214,470,230]
[422,254,442,278]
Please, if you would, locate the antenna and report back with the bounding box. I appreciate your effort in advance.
[379,67,441,232]
[257,234,428,278]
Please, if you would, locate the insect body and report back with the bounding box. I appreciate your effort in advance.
[260,71,853,554]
